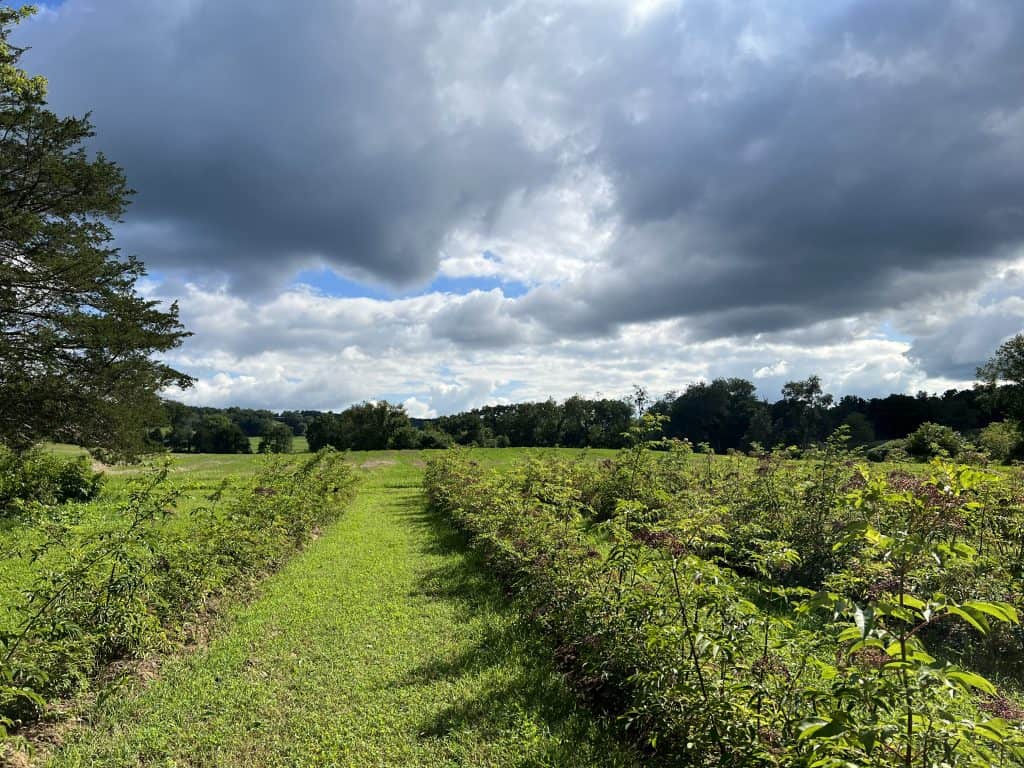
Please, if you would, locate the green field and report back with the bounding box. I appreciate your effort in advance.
[3,448,640,767]
[9,443,1021,767]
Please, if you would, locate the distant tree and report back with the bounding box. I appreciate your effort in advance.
[418,428,452,449]
[667,378,761,451]
[742,403,774,449]
[775,375,834,447]
[225,407,276,437]
[841,412,876,446]
[977,420,1021,463]
[258,421,293,454]
[865,393,931,440]
[0,8,191,458]
[306,401,413,451]
[278,410,311,436]
[305,413,340,452]
[978,333,1024,421]
[905,422,963,460]
[192,415,250,454]
[388,423,420,450]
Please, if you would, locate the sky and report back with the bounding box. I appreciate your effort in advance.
[13,0,1024,417]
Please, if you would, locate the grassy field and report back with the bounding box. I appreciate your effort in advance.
[10,445,977,766]
[37,450,639,767]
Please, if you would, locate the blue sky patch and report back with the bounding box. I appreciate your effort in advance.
[293,268,529,300]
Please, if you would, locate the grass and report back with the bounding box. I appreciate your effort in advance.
[41,452,641,767]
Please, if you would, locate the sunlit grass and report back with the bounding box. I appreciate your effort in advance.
[46,453,640,767]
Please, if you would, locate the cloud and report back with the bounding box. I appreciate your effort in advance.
[15,0,1024,407]
[903,261,1024,381]
[20,0,557,292]
[753,360,789,379]
[151,281,937,412]
[522,0,1024,340]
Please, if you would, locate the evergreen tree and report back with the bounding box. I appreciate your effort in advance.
[0,7,190,458]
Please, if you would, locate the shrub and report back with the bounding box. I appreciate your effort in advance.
[905,421,964,460]
[0,449,357,735]
[0,447,103,516]
[865,438,909,463]
[417,428,452,449]
[424,445,1024,766]
[978,420,1022,463]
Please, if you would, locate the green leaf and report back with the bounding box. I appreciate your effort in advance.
[799,714,848,740]
[838,626,863,643]
[946,606,990,635]
[963,600,1019,625]
[976,718,1011,742]
[854,605,873,638]
[946,670,997,695]
[897,593,925,611]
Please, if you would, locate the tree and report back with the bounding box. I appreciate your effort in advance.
[258,420,294,454]
[0,7,190,458]
[192,415,250,454]
[306,401,414,451]
[774,375,834,447]
[978,420,1021,463]
[977,333,1024,421]
[840,411,876,446]
[666,378,761,451]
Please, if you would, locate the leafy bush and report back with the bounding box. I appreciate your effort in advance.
[0,449,357,737]
[0,447,103,516]
[906,421,965,460]
[979,420,1022,463]
[865,439,909,463]
[425,441,1024,766]
[417,428,453,449]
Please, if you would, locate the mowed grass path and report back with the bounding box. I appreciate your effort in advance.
[48,454,640,768]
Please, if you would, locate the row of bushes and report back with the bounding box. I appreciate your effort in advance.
[0,449,357,741]
[424,434,1024,766]
[862,420,1022,463]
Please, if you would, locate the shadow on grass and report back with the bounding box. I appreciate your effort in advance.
[383,480,643,768]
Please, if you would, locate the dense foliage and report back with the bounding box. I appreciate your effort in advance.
[978,334,1024,423]
[157,403,277,452]
[0,446,103,516]
[0,7,190,458]
[258,420,294,454]
[425,432,1024,766]
[649,378,1013,454]
[432,396,634,448]
[159,377,1018,457]
[306,401,420,451]
[0,449,357,740]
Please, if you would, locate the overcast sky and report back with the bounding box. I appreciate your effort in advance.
[16,0,1024,415]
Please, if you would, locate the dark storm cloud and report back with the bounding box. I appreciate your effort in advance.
[534,0,1024,342]
[20,0,554,290]
[17,0,1024,378]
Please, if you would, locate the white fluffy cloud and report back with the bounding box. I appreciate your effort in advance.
[149,275,996,413]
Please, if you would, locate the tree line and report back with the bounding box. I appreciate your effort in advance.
[151,363,1023,459]
[645,375,1013,453]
